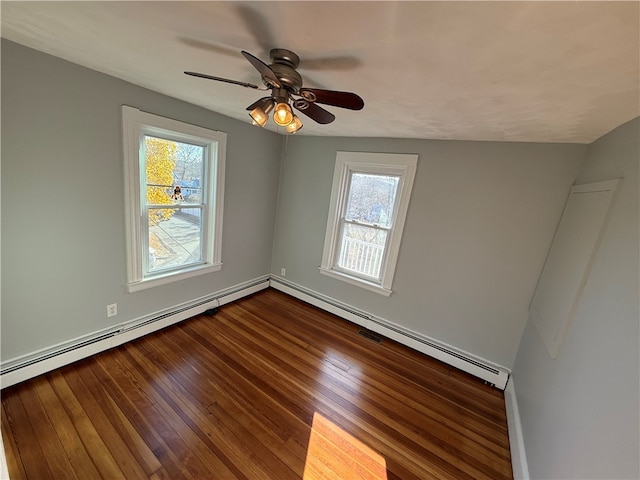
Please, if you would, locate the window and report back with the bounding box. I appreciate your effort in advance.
[320,152,418,296]
[122,106,226,292]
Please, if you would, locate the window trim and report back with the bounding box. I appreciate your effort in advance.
[320,151,418,296]
[122,106,226,292]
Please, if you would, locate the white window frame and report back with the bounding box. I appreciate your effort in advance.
[122,106,226,293]
[320,151,418,296]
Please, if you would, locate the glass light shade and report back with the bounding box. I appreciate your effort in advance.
[273,102,294,126]
[249,106,269,127]
[249,98,274,128]
[285,115,303,134]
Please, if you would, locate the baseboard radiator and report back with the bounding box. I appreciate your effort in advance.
[269,276,509,389]
[0,276,270,388]
[1,274,509,390]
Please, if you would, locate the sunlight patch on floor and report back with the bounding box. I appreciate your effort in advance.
[303,412,388,480]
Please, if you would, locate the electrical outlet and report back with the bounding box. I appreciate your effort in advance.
[106,303,118,318]
[281,268,286,277]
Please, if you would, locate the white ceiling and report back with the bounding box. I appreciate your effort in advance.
[2,1,638,143]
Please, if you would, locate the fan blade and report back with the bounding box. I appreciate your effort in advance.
[241,51,281,88]
[294,101,335,125]
[184,71,260,89]
[246,97,272,111]
[236,5,274,56]
[300,55,361,71]
[300,88,364,110]
[179,37,239,59]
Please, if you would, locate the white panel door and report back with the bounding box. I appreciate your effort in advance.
[530,179,620,358]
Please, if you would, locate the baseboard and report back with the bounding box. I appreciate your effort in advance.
[505,377,530,480]
[0,276,270,389]
[269,276,510,389]
[1,273,511,391]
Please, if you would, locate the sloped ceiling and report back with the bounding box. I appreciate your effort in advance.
[1,1,638,143]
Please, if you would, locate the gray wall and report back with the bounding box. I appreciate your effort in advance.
[4,36,638,480]
[513,118,639,479]
[271,136,585,368]
[1,40,283,361]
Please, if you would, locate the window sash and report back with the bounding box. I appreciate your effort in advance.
[344,171,400,229]
[335,220,389,281]
[342,218,391,231]
[143,205,206,275]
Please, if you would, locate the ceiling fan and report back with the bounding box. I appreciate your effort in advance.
[185,48,364,133]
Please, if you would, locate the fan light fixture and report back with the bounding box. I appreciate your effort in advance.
[285,115,303,134]
[249,98,274,127]
[251,98,303,133]
[273,102,294,126]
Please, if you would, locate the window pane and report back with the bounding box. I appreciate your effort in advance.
[148,208,202,272]
[145,136,204,207]
[337,223,387,279]
[173,142,204,205]
[345,173,399,228]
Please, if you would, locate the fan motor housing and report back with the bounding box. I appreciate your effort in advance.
[270,48,300,68]
[268,48,302,93]
[269,64,302,93]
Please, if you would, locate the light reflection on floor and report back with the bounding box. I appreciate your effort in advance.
[303,412,388,480]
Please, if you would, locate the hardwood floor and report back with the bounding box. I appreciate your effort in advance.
[2,288,513,479]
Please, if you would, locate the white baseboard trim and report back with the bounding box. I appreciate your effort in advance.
[0,276,270,389]
[269,276,510,389]
[505,377,530,480]
[1,272,511,392]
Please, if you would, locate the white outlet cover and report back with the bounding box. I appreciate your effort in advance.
[107,303,118,317]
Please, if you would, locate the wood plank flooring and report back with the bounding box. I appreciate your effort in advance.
[2,288,513,479]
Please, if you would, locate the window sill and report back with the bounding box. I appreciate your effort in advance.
[127,263,222,293]
[319,267,392,297]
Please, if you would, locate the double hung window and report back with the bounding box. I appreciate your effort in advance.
[122,106,226,292]
[320,152,418,296]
